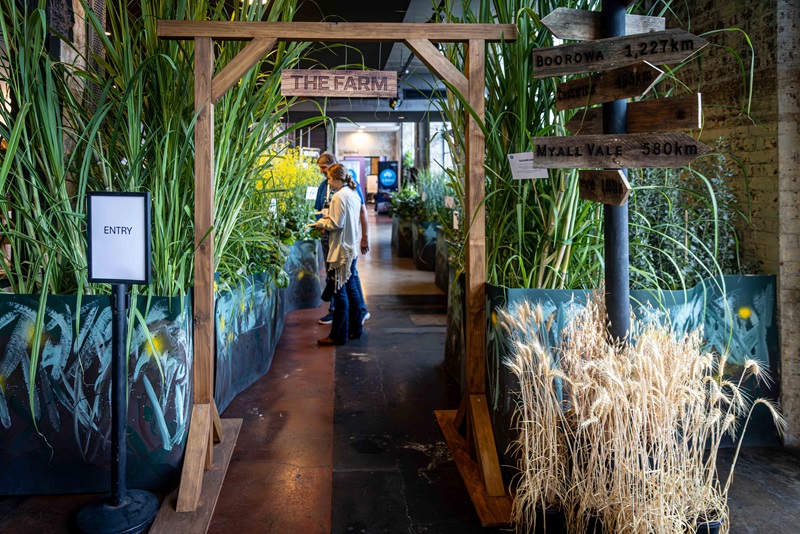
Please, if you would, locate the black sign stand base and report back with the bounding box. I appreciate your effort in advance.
[76,490,159,534]
[76,284,158,534]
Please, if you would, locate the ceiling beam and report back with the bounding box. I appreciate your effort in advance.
[157,21,517,42]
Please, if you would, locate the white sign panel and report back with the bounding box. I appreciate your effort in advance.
[507,152,549,180]
[88,192,151,284]
[306,186,319,200]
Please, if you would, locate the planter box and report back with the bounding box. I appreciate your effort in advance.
[478,276,780,487]
[0,293,192,494]
[444,268,466,390]
[214,272,285,413]
[284,239,324,313]
[434,226,449,294]
[412,219,437,271]
[393,215,413,258]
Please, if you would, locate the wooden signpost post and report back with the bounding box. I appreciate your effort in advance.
[566,93,702,134]
[541,7,665,41]
[533,1,710,345]
[556,61,663,111]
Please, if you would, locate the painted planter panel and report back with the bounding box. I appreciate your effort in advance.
[485,275,780,485]
[284,239,324,313]
[412,220,437,271]
[214,273,284,413]
[434,226,449,294]
[444,269,465,389]
[394,216,413,258]
[0,293,192,494]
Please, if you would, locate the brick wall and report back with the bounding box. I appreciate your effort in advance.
[670,0,800,443]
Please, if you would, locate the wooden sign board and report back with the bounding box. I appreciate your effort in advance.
[532,132,711,168]
[281,69,397,98]
[566,93,702,135]
[579,170,631,206]
[532,29,708,78]
[556,62,663,111]
[541,8,665,41]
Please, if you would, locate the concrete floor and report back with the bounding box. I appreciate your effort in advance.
[2,213,800,533]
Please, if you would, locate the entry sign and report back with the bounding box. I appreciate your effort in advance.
[88,192,151,284]
[507,153,549,180]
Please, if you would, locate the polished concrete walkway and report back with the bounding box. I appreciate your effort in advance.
[3,213,800,533]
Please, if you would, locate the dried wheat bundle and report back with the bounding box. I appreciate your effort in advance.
[504,291,785,534]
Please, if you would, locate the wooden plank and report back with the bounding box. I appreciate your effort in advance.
[435,410,512,527]
[212,38,276,103]
[566,93,703,135]
[464,39,486,396]
[533,28,708,78]
[158,21,517,43]
[403,39,468,97]
[469,395,506,496]
[532,132,711,168]
[541,7,665,41]
[152,418,242,532]
[556,61,663,111]
[579,169,631,205]
[176,404,212,512]
[193,37,215,409]
[280,69,397,98]
[211,399,223,444]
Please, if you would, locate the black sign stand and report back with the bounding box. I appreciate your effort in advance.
[602,0,631,343]
[76,284,158,534]
[78,192,157,533]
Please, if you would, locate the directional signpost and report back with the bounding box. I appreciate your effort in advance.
[532,132,710,168]
[556,61,663,111]
[533,28,709,78]
[541,7,665,41]
[579,170,631,206]
[531,1,710,343]
[565,93,702,135]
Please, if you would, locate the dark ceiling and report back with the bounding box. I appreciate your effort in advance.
[293,0,414,71]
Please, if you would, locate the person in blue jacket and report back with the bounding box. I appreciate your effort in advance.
[314,152,370,326]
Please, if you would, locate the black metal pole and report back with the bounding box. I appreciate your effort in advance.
[111,283,127,507]
[602,0,630,343]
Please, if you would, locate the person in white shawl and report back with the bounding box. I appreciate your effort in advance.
[313,164,364,345]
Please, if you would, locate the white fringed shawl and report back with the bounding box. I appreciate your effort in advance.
[316,186,361,289]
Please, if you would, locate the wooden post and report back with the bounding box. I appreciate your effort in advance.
[176,36,217,513]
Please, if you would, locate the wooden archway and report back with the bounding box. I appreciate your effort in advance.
[157,20,517,523]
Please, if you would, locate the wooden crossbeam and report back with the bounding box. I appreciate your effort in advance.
[158,21,517,42]
[212,38,277,103]
[404,39,468,97]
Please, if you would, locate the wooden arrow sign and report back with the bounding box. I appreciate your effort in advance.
[532,132,711,168]
[533,29,708,78]
[566,93,703,135]
[556,62,663,111]
[579,170,631,206]
[542,8,665,42]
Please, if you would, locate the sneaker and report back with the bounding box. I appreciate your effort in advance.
[319,313,334,325]
[361,311,371,325]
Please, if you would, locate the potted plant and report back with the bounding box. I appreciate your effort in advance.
[412,169,447,271]
[388,186,420,257]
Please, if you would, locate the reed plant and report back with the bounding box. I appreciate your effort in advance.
[414,168,449,222]
[501,293,785,533]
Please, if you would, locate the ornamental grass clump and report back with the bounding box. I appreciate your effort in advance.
[503,292,784,534]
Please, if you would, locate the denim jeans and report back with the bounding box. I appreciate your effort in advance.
[329,258,363,344]
[322,237,367,317]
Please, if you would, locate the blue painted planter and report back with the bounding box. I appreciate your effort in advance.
[412,219,437,271]
[0,292,192,494]
[434,226,449,294]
